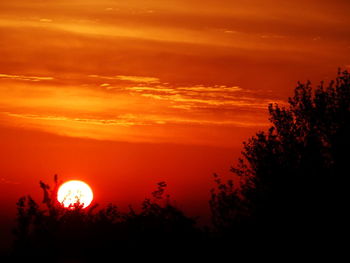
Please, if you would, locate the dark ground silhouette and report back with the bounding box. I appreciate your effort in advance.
[2,70,349,261]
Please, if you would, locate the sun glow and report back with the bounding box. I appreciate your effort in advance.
[57,180,94,209]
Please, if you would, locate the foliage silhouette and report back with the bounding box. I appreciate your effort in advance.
[12,177,200,260]
[210,70,350,242]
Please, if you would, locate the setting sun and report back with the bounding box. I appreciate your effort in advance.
[57,180,93,209]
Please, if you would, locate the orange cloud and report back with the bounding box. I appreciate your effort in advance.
[0,0,349,146]
[0,73,54,82]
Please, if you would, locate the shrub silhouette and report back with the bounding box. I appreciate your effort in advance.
[12,177,199,260]
[210,70,350,241]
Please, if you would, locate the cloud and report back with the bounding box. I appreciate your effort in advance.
[3,112,142,126]
[140,92,270,109]
[122,83,279,110]
[177,86,242,92]
[0,0,348,147]
[89,74,160,84]
[1,110,267,129]
[0,71,276,146]
[125,86,176,93]
[0,73,54,82]
[114,75,160,83]
[39,18,53,23]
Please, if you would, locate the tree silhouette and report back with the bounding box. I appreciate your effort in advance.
[210,70,350,241]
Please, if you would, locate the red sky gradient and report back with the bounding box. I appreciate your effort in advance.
[1,0,350,236]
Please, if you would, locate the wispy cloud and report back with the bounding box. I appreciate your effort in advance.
[177,86,242,92]
[114,75,160,84]
[0,73,279,145]
[4,0,339,146]
[2,112,141,126]
[121,83,279,110]
[2,110,267,129]
[0,73,54,82]
[89,74,160,84]
[125,86,176,93]
[39,18,53,23]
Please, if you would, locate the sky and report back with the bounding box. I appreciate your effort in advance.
[1,0,350,242]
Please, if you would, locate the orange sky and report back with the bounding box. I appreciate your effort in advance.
[1,0,350,227]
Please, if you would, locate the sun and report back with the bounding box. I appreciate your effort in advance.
[57,180,94,209]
